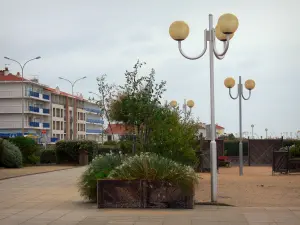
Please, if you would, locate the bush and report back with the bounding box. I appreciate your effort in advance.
[224,140,248,156]
[78,152,124,201]
[103,140,118,145]
[9,137,40,164]
[40,149,56,164]
[119,140,142,154]
[109,152,199,190]
[56,140,98,164]
[0,139,22,168]
[290,144,300,158]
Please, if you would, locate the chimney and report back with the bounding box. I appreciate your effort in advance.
[16,72,20,77]
[4,66,9,76]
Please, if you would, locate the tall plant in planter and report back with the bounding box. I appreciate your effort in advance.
[109,61,198,165]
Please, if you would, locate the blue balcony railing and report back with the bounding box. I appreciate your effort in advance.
[86,118,104,124]
[84,107,102,114]
[29,91,39,98]
[43,108,50,114]
[29,122,39,127]
[42,94,50,100]
[43,123,50,128]
[86,129,103,134]
[51,137,59,143]
[29,106,39,113]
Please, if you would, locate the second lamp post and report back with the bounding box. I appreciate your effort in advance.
[170,99,194,120]
[224,76,255,176]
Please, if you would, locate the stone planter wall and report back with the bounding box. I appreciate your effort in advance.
[97,179,194,209]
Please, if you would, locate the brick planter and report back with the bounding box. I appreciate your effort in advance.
[97,179,194,209]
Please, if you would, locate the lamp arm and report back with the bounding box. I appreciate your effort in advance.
[213,33,230,57]
[229,88,238,100]
[178,29,208,60]
[242,90,252,100]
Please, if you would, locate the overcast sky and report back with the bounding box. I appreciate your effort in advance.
[1,0,299,137]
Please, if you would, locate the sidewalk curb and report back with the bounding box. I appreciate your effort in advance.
[0,166,82,181]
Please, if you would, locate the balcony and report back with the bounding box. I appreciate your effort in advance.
[50,137,59,143]
[86,118,104,124]
[86,129,103,134]
[29,121,39,127]
[29,106,39,113]
[28,91,50,102]
[28,106,50,115]
[84,107,102,114]
[43,108,50,114]
[29,91,39,98]
[43,123,50,128]
[43,94,50,100]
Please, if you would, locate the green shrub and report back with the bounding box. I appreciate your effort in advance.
[283,140,300,147]
[0,139,22,168]
[119,140,142,154]
[103,140,118,145]
[109,152,199,190]
[40,149,56,164]
[9,137,39,164]
[290,145,300,158]
[56,140,98,164]
[78,152,124,201]
[224,140,248,156]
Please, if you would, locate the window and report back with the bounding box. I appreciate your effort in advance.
[61,121,63,130]
[56,108,60,117]
[53,108,55,117]
[56,121,60,130]
[53,121,55,130]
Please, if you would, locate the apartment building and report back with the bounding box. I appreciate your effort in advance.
[0,68,103,143]
[0,68,51,140]
[84,100,104,142]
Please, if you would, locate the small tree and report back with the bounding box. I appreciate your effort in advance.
[94,74,118,140]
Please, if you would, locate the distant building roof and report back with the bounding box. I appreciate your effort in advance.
[0,70,26,81]
[216,124,225,129]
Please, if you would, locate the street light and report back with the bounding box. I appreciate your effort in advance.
[169,13,239,202]
[265,128,268,139]
[59,76,87,140]
[251,124,254,139]
[170,99,195,119]
[4,56,41,136]
[224,76,255,176]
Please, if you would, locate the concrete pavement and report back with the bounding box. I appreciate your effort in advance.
[0,167,299,225]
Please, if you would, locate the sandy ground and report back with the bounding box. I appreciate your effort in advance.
[0,165,76,180]
[195,166,300,207]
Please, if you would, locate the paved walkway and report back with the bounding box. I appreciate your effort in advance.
[0,165,76,180]
[0,167,299,224]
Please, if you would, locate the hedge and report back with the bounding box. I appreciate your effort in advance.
[224,140,248,156]
[55,140,98,164]
[283,140,300,147]
[40,149,56,164]
[0,138,23,168]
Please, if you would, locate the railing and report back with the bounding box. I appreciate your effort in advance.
[86,118,104,124]
[29,91,39,98]
[50,137,59,143]
[84,107,102,114]
[43,108,50,114]
[29,121,39,127]
[42,94,50,100]
[29,106,39,113]
[43,123,50,128]
[86,129,103,134]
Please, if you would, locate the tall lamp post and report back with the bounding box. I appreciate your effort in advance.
[224,76,255,176]
[251,124,254,139]
[265,128,268,139]
[59,76,86,140]
[4,56,41,136]
[169,13,239,202]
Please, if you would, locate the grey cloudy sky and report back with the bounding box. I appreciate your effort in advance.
[1,0,299,137]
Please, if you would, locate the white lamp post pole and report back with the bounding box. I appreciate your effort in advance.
[169,13,239,202]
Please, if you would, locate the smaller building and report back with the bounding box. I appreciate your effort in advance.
[105,123,134,142]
